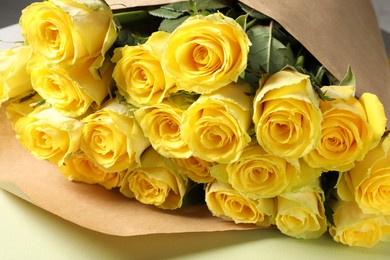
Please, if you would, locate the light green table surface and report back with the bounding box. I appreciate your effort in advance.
[1,24,390,260]
[1,188,389,259]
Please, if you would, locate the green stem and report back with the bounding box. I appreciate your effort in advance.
[188,0,199,15]
[246,18,257,30]
[114,10,150,25]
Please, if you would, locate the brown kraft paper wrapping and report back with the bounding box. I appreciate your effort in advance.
[0,0,389,236]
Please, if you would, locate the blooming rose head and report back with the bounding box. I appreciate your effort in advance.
[161,13,251,94]
[134,101,191,158]
[205,180,275,227]
[304,85,387,172]
[119,147,188,210]
[19,0,117,71]
[171,156,216,183]
[14,107,83,166]
[80,99,150,172]
[112,31,177,107]
[329,201,386,248]
[336,134,390,215]
[181,82,252,163]
[211,144,321,199]
[30,58,114,117]
[275,183,327,239]
[0,46,33,105]
[59,152,126,190]
[253,70,322,161]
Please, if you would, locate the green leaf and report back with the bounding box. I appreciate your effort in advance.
[197,0,230,10]
[114,29,148,47]
[247,22,294,76]
[339,66,356,87]
[188,0,230,12]
[153,0,229,15]
[159,15,190,33]
[148,7,184,19]
[238,2,270,21]
[160,1,192,13]
[235,14,248,31]
[225,7,240,19]
[272,24,300,46]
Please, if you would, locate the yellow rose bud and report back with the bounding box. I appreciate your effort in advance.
[161,13,251,94]
[304,86,387,172]
[80,99,150,172]
[59,152,125,190]
[20,0,117,70]
[134,101,191,158]
[119,147,188,210]
[329,201,384,248]
[171,156,216,183]
[30,59,114,117]
[253,70,322,161]
[205,180,275,227]
[14,107,83,166]
[336,134,390,215]
[275,182,327,239]
[0,46,33,105]
[212,144,321,199]
[112,31,177,107]
[181,82,252,163]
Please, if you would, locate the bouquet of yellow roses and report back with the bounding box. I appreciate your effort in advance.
[0,0,389,248]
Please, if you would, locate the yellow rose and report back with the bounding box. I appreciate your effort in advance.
[112,31,177,107]
[211,144,321,199]
[329,201,384,248]
[205,180,275,227]
[5,93,44,128]
[0,46,33,105]
[30,59,114,117]
[19,0,117,71]
[80,99,150,172]
[304,85,387,172]
[119,147,188,210]
[59,152,125,190]
[134,101,191,158]
[171,156,216,183]
[161,13,251,94]
[381,216,390,242]
[253,70,322,161]
[181,82,252,163]
[336,134,390,215]
[14,107,83,166]
[275,182,327,239]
